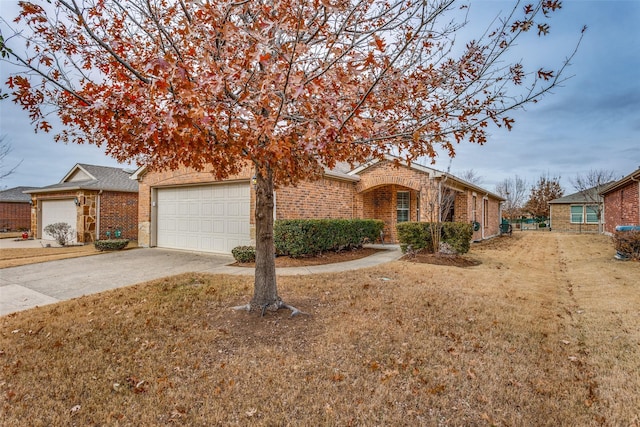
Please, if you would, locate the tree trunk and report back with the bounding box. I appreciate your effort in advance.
[250,165,281,311]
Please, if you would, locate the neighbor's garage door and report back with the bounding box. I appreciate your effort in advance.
[157,183,251,253]
[41,199,77,241]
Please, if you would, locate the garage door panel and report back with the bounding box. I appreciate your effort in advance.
[157,183,251,253]
[41,199,77,243]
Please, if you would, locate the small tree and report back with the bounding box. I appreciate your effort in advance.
[495,176,528,224]
[525,173,563,220]
[43,222,75,246]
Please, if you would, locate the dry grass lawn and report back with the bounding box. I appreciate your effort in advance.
[1,232,638,425]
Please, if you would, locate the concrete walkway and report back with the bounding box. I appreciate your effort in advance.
[0,244,401,316]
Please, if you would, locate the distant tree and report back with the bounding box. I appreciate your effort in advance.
[457,169,484,186]
[570,169,616,233]
[0,135,22,183]
[525,174,563,219]
[1,0,581,315]
[496,176,528,223]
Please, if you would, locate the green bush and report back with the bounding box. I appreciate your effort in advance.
[231,246,256,263]
[274,219,384,258]
[396,222,434,253]
[94,239,129,251]
[441,222,473,254]
[396,222,473,254]
[613,230,640,260]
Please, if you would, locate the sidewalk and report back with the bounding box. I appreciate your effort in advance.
[1,244,402,316]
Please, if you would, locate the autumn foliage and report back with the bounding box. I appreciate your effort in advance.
[1,0,579,310]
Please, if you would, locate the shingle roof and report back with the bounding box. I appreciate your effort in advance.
[548,184,612,204]
[0,186,39,202]
[26,164,138,194]
[600,168,640,195]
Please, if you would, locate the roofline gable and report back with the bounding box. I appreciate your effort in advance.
[61,163,96,183]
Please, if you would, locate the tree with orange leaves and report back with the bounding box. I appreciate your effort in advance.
[1,0,581,314]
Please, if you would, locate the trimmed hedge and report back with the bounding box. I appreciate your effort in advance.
[396,222,473,254]
[274,219,384,258]
[94,239,129,251]
[613,230,640,260]
[231,246,256,263]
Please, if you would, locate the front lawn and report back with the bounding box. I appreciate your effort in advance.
[1,233,638,425]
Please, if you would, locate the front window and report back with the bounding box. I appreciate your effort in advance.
[570,205,583,223]
[586,206,599,223]
[397,191,410,222]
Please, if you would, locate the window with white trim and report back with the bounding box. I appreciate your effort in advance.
[585,205,599,223]
[397,191,410,223]
[570,205,583,223]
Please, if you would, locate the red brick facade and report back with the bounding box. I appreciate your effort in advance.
[0,202,31,231]
[602,171,640,235]
[30,190,138,243]
[136,159,503,248]
[98,191,139,240]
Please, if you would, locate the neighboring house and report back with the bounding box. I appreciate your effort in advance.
[25,164,138,243]
[600,168,640,235]
[548,185,609,233]
[0,186,39,231]
[131,156,504,254]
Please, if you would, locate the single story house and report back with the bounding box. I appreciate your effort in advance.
[548,185,610,233]
[26,164,138,243]
[131,156,504,254]
[600,168,640,235]
[0,186,39,231]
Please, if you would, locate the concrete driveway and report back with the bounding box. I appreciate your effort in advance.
[0,244,401,316]
[0,248,235,316]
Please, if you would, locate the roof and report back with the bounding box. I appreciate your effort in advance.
[130,156,504,200]
[349,154,505,201]
[600,168,640,195]
[26,164,138,194]
[548,184,611,204]
[0,186,39,202]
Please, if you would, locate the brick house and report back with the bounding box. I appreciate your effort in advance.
[25,164,138,243]
[548,185,609,233]
[600,168,640,235]
[132,156,504,254]
[0,186,39,231]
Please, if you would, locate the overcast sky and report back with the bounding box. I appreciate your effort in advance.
[0,0,638,193]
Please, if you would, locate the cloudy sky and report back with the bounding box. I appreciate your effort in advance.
[0,0,638,193]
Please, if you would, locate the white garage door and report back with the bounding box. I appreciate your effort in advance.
[41,199,77,242]
[157,183,251,253]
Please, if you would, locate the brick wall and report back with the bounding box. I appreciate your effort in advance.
[550,204,600,233]
[99,191,139,240]
[603,180,640,234]
[0,202,31,231]
[275,177,355,219]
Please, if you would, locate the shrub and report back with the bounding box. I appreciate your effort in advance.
[274,219,384,258]
[232,245,256,263]
[94,239,129,251]
[396,222,473,254]
[441,222,473,254]
[396,222,433,253]
[613,230,640,260]
[43,222,75,246]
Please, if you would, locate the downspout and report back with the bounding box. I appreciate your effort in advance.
[483,193,489,240]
